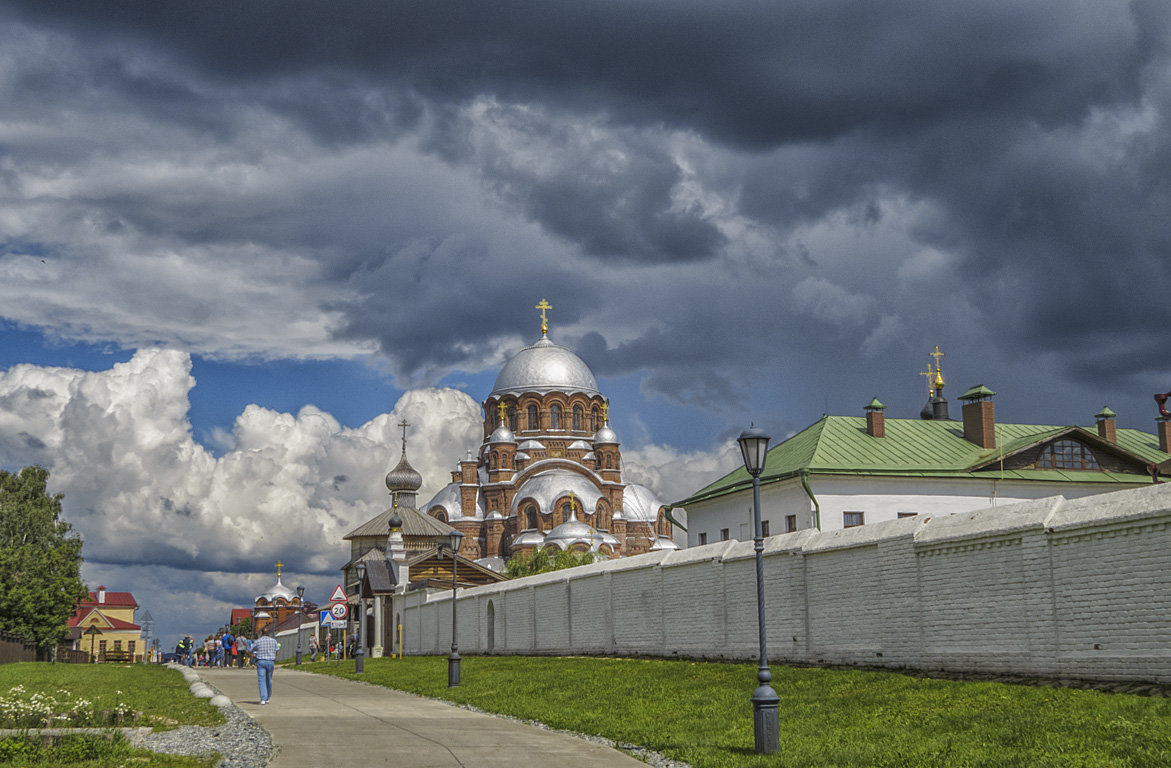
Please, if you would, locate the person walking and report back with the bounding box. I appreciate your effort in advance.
[308,635,319,663]
[237,635,251,668]
[252,628,279,704]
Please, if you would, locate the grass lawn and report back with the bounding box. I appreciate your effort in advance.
[0,663,223,768]
[306,656,1171,768]
[0,663,224,729]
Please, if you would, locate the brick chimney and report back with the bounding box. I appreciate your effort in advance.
[959,385,997,449]
[865,397,885,438]
[1159,418,1171,454]
[1095,407,1117,444]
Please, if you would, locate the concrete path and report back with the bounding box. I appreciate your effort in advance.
[198,667,648,767]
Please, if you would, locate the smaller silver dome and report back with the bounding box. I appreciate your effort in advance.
[593,425,619,445]
[261,577,297,603]
[385,454,423,492]
[512,530,547,547]
[489,424,516,444]
[388,509,403,531]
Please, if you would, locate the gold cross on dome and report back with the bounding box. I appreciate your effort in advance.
[497,402,508,422]
[919,365,935,396]
[535,298,552,335]
[601,402,609,423]
[274,560,284,578]
[930,346,946,390]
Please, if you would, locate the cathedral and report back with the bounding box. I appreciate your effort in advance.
[421,300,678,565]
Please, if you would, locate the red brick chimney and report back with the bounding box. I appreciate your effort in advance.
[865,397,885,438]
[1159,418,1171,454]
[1095,407,1117,444]
[959,385,997,450]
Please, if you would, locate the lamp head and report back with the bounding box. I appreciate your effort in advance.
[439,529,465,554]
[737,424,771,477]
[296,584,305,599]
[355,561,366,580]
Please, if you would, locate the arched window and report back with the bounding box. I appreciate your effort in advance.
[526,505,538,530]
[562,501,574,522]
[605,453,612,469]
[573,404,583,431]
[491,452,498,470]
[508,406,517,432]
[527,404,539,430]
[1037,440,1100,470]
[501,453,509,469]
[550,404,562,430]
[433,509,447,523]
[591,406,600,431]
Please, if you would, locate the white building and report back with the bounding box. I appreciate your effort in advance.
[677,388,1171,546]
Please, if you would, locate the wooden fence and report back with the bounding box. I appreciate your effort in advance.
[0,630,96,664]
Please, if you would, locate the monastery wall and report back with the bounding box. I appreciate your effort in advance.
[396,482,1171,682]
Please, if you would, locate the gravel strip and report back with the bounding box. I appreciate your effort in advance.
[141,680,273,768]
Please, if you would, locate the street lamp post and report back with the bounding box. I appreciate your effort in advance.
[354,563,366,674]
[738,424,780,754]
[439,530,465,687]
[295,585,306,665]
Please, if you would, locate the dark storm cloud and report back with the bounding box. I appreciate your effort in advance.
[4,0,1171,427]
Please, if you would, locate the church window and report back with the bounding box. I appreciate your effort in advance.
[843,512,864,528]
[527,405,539,430]
[591,406,600,431]
[550,404,562,430]
[573,405,583,431]
[508,407,517,432]
[526,506,538,530]
[434,509,448,523]
[502,453,510,469]
[605,453,612,469]
[491,453,497,469]
[1036,440,1100,470]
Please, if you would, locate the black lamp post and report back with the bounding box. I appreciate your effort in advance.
[354,562,366,674]
[439,530,465,687]
[295,585,305,665]
[738,424,779,754]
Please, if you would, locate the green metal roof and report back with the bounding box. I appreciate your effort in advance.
[677,416,1169,506]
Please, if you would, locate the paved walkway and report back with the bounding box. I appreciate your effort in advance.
[197,667,648,768]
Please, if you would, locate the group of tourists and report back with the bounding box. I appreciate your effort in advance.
[170,625,297,705]
[174,629,254,667]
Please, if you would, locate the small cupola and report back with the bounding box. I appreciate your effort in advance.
[959,384,997,449]
[1095,406,1117,444]
[918,346,949,420]
[865,397,886,438]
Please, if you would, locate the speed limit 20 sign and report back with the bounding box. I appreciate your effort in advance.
[329,602,348,620]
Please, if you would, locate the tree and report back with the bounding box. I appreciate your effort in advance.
[505,546,597,579]
[0,467,88,656]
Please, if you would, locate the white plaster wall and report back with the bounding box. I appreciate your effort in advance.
[686,474,1149,542]
[395,482,1171,682]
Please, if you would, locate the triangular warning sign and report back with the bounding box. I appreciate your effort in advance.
[329,584,348,603]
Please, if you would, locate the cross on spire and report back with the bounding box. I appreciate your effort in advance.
[274,560,284,579]
[535,298,552,335]
[930,346,946,391]
[919,365,936,396]
[397,419,410,455]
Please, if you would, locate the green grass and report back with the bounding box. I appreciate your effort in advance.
[0,732,215,768]
[306,656,1171,768]
[0,663,225,730]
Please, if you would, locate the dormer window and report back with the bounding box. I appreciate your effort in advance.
[1036,440,1100,470]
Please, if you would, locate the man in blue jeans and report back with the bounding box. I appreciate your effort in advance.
[252,628,279,704]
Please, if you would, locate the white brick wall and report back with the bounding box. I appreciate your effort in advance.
[395,483,1171,682]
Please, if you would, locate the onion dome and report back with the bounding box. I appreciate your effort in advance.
[385,453,423,493]
[593,423,619,445]
[489,424,516,444]
[491,336,600,398]
[261,576,296,603]
[388,509,403,531]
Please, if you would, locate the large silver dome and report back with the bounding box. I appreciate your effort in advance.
[490,336,600,398]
